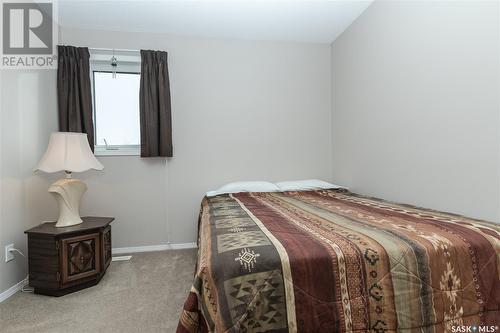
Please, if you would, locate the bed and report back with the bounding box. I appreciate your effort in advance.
[177,189,500,332]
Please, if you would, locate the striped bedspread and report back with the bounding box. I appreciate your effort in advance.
[177,189,500,332]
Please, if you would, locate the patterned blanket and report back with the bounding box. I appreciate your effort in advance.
[177,190,500,332]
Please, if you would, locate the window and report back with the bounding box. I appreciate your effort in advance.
[93,72,140,151]
[90,49,141,156]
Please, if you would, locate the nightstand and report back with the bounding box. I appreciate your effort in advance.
[24,216,114,296]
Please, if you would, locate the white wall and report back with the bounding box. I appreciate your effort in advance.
[60,28,333,245]
[331,1,500,222]
[0,70,58,294]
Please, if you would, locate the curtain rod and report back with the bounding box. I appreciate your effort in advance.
[89,47,140,53]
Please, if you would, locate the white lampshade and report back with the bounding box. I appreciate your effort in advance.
[35,132,104,173]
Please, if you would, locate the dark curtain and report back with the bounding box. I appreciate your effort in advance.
[57,45,94,150]
[139,50,173,157]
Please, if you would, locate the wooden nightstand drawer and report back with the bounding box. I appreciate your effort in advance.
[61,233,101,284]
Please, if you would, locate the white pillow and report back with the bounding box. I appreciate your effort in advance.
[275,179,343,192]
[206,181,280,197]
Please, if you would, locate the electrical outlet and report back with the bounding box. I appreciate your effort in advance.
[5,244,14,262]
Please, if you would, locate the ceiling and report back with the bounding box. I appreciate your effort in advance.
[57,1,373,44]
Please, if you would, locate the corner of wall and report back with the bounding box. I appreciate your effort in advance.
[329,42,335,183]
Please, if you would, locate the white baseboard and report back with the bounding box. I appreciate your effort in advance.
[0,277,28,303]
[170,242,198,250]
[112,242,197,254]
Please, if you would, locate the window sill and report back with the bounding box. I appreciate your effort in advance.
[94,147,140,156]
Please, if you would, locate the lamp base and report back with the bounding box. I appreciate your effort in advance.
[48,178,87,228]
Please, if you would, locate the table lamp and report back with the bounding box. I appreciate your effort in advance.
[34,132,104,227]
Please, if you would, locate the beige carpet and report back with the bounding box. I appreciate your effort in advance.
[0,249,197,333]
